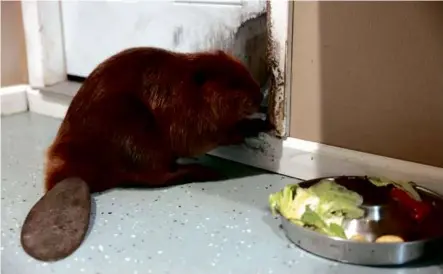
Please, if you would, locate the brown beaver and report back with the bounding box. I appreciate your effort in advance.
[20,47,273,262]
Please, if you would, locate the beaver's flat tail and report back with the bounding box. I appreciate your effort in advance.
[20,177,91,262]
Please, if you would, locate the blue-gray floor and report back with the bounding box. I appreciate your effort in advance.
[1,112,442,274]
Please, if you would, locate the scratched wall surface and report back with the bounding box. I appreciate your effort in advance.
[60,0,268,82]
[231,12,268,89]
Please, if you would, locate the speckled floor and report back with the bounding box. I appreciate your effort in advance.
[1,112,442,274]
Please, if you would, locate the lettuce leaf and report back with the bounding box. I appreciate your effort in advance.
[301,206,347,239]
[269,184,299,218]
[368,176,421,201]
[310,180,364,219]
[268,179,364,239]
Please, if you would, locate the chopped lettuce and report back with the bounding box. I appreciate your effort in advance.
[269,180,364,239]
[268,183,299,217]
[368,176,421,201]
[300,207,347,238]
[329,223,347,239]
[310,180,364,219]
[292,187,320,219]
[300,206,328,233]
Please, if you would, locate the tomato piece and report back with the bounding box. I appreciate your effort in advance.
[389,187,431,222]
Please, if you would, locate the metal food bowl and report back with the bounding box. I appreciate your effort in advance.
[279,176,443,266]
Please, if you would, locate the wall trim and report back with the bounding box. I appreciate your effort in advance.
[26,88,71,119]
[20,88,443,194]
[21,1,67,88]
[283,1,294,137]
[267,0,291,137]
[0,85,29,116]
[211,136,443,194]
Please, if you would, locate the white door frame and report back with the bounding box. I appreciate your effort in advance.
[20,1,67,88]
[18,0,443,192]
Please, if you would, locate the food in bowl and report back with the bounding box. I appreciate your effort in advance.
[269,179,364,239]
[349,234,367,242]
[268,176,434,243]
[375,235,405,243]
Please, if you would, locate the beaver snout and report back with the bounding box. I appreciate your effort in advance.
[244,92,263,116]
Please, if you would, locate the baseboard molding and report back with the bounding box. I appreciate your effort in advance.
[20,87,443,193]
[26,88,70,119]
[0,85,29,116]
[210,136,443,193]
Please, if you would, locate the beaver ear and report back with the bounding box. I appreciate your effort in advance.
[215,50,226,56]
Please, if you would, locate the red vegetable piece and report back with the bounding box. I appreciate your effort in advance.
[389,187,431,222]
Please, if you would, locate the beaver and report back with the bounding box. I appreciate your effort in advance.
[20,47,273,262]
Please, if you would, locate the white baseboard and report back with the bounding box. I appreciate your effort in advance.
[17,87,443,194]
[0,85,29,116]
[210,136,443,193]
[26,88,70,119]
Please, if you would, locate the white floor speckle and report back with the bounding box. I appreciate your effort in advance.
[2,113,442,274]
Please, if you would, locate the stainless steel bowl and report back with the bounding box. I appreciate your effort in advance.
[279,176,443,266]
